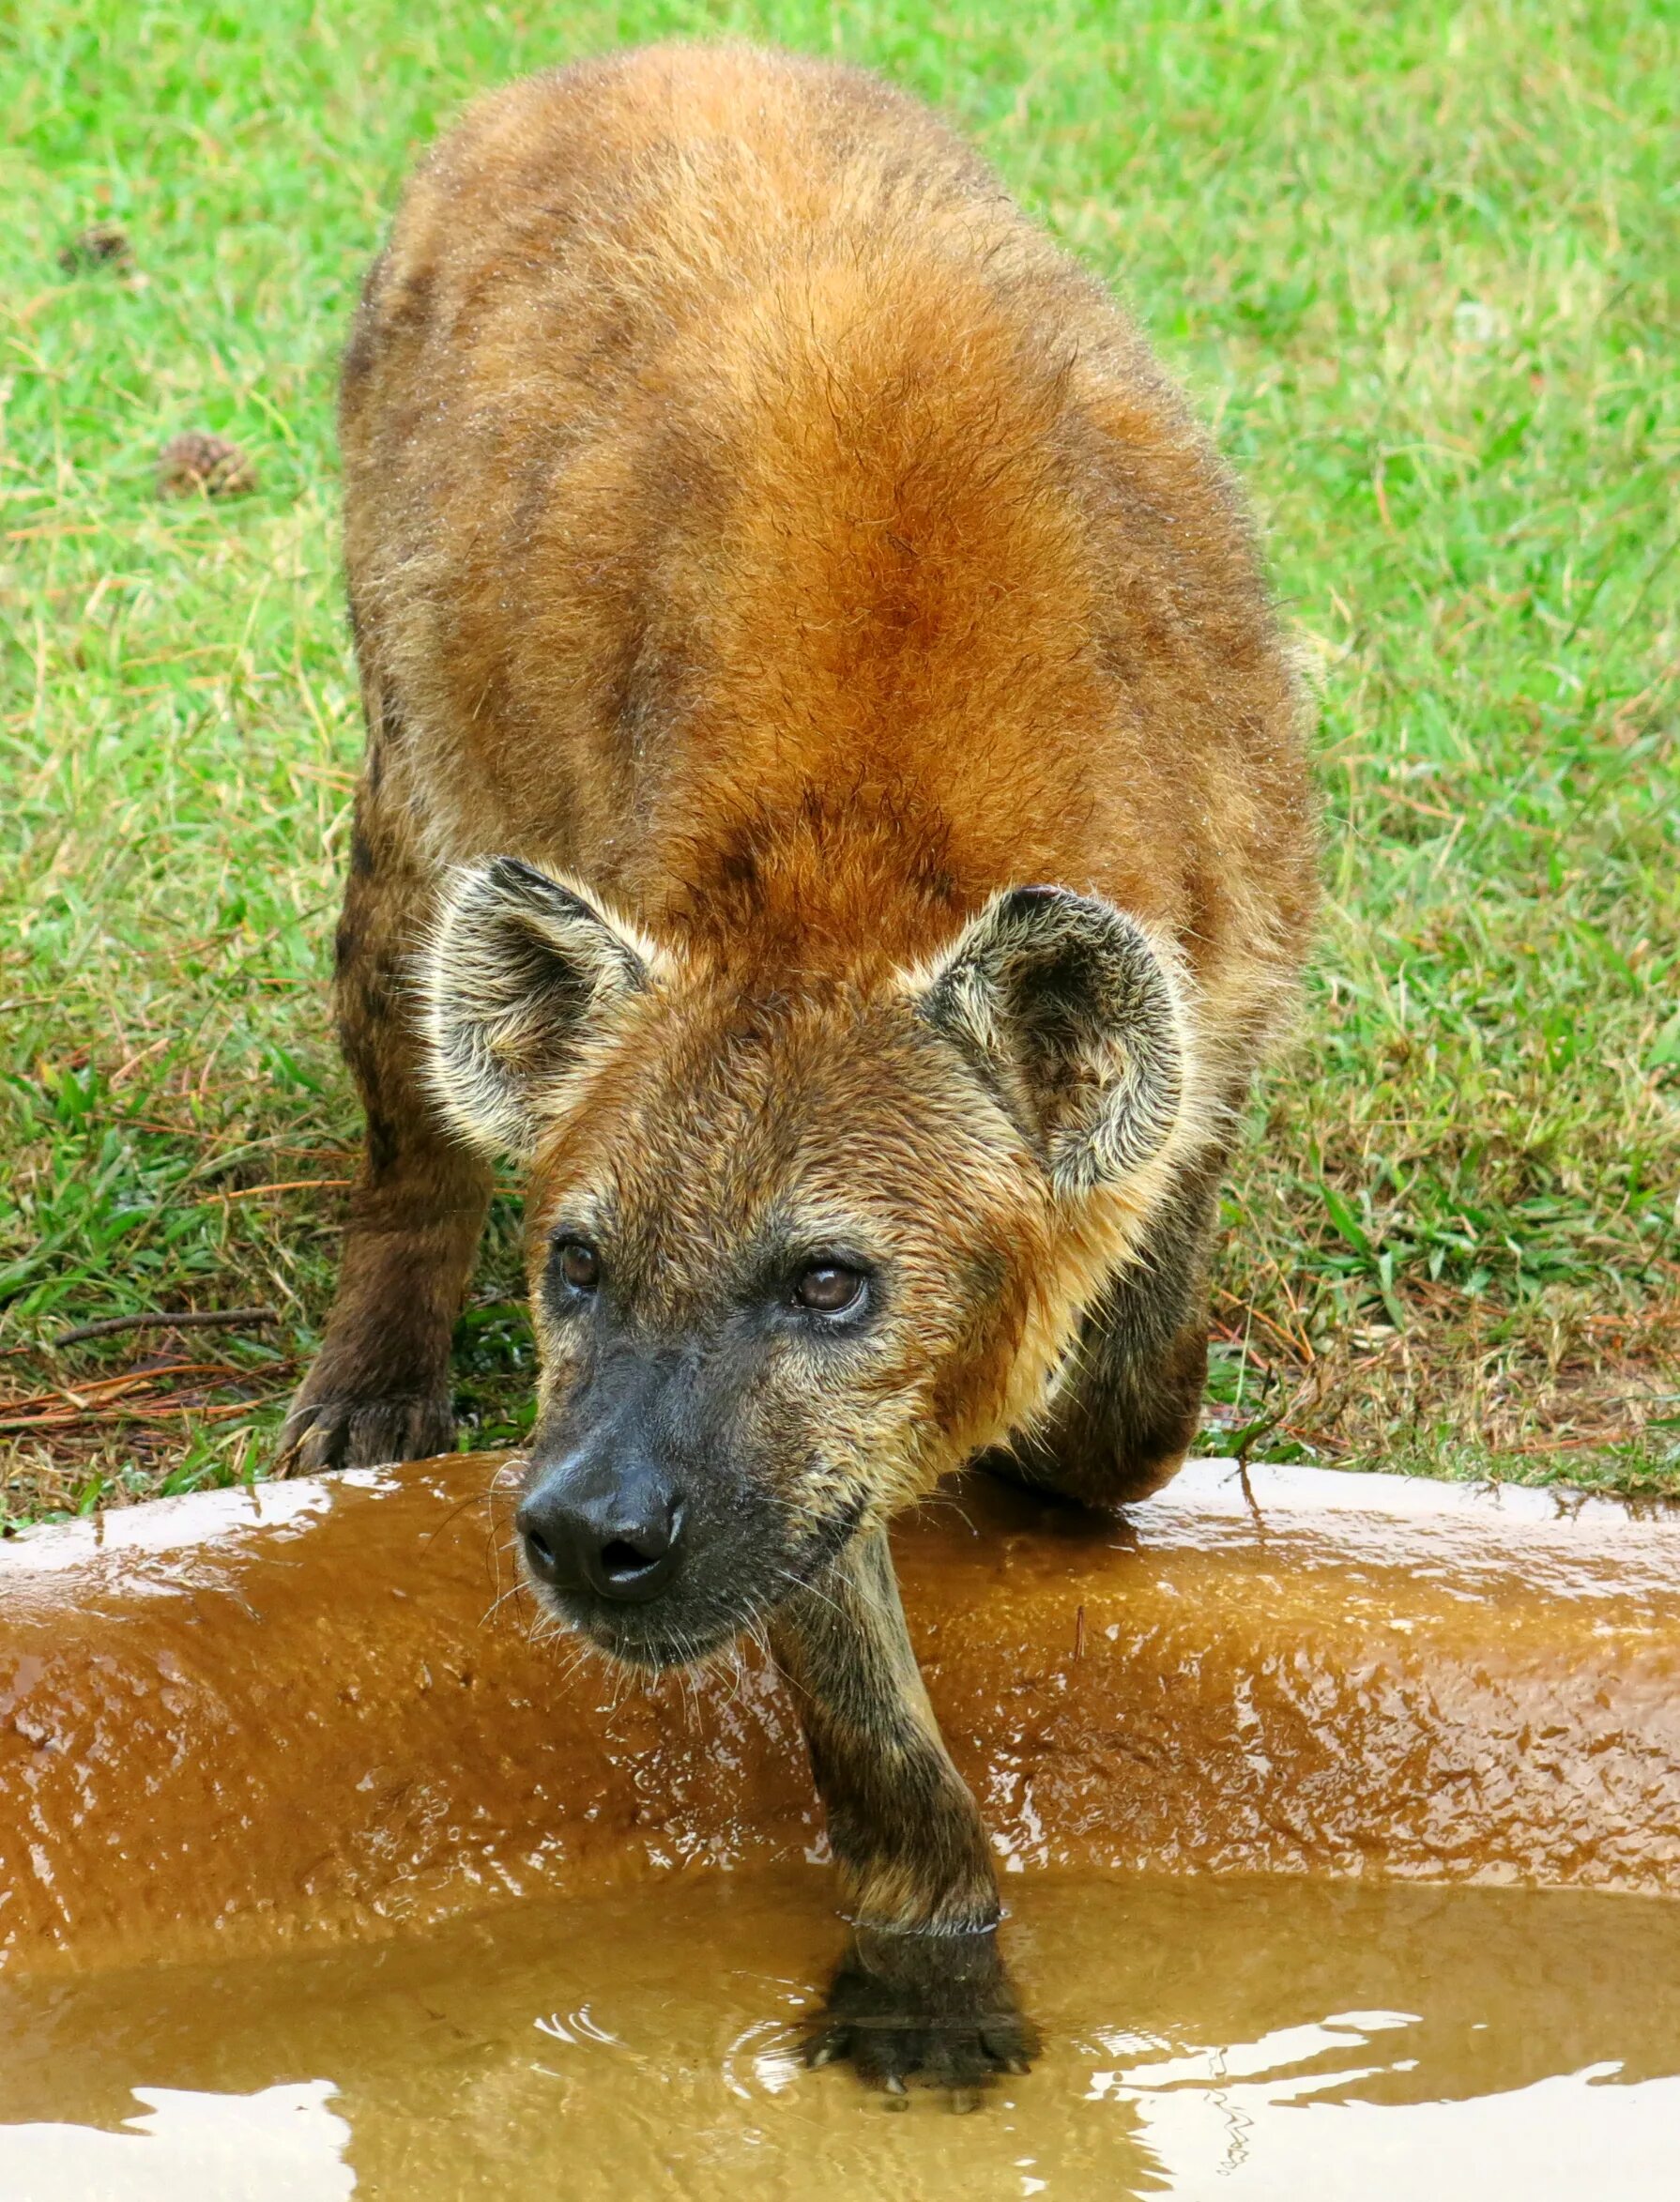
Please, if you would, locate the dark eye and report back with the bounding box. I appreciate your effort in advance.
[555,1239,601,1293]
[792,1262,867,1316]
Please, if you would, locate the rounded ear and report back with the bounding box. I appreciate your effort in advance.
[911,885,1187,1196]
[419,858,664,1157]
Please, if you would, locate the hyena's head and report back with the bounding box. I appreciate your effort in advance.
[420,858,1188,1668]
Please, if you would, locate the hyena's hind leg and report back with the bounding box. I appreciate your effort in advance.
[996,1151,1227,1507]
[277,763,492,1473]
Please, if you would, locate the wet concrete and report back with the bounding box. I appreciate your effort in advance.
[3,1456,1679,1980]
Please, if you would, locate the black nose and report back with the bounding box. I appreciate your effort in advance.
[517,1453,683,1605]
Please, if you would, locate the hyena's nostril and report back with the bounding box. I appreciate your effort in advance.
[515,1501,562,1585]
[593,1498,680,1598]
[601,1534,661,1580]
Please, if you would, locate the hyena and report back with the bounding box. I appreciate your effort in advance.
[279,43,1317,2090]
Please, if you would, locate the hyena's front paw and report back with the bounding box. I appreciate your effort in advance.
[804,1923,1036,2102]
[275,1384,455,1474]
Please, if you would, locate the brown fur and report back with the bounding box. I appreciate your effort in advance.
[279,43,1316,2090]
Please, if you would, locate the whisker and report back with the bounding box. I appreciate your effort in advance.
[481,1572,535,1629]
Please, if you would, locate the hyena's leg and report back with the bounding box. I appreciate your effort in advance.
[771,1525,1034,2092]
[1002,1150,1226,1506]
[276,776,492,1473]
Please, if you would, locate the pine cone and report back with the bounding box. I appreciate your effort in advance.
[58,223,132,274]
[156,432,258,499]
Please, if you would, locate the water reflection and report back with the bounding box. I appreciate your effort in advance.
[0,2080,353,2201]
[4,1874,1680,2200]
[1119,2059,1680,2199]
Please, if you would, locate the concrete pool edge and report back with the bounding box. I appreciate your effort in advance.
[3,1454,1678,1981]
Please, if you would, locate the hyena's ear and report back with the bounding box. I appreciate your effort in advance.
[419,858,663,1157]
[912,885,1187,1196]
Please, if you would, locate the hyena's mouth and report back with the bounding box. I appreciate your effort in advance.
[517,1568,721,1671]
[574,1602,734,1672]
[522,1545,779,1673]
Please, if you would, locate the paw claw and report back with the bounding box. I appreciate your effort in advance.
[276,1389,455,1475]
[805,1928,1033,2101]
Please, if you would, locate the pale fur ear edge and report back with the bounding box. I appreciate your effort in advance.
[905,883,1194,1198]
[415,857,673,1159]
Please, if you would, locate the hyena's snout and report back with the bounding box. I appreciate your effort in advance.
[518,1444,685,1607]
[514,1365,801,1666]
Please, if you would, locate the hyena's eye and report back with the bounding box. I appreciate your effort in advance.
[554,1239,601,1293]
[792,1261,867,1316]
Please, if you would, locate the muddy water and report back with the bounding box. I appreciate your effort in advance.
[4,1870,1679,2201]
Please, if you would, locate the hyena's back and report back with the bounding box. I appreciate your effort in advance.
[339,42,1314,1063]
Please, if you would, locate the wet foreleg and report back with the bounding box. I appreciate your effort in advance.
[771,1526,1034,2094]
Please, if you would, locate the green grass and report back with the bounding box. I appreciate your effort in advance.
[3,0,1676,1524]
